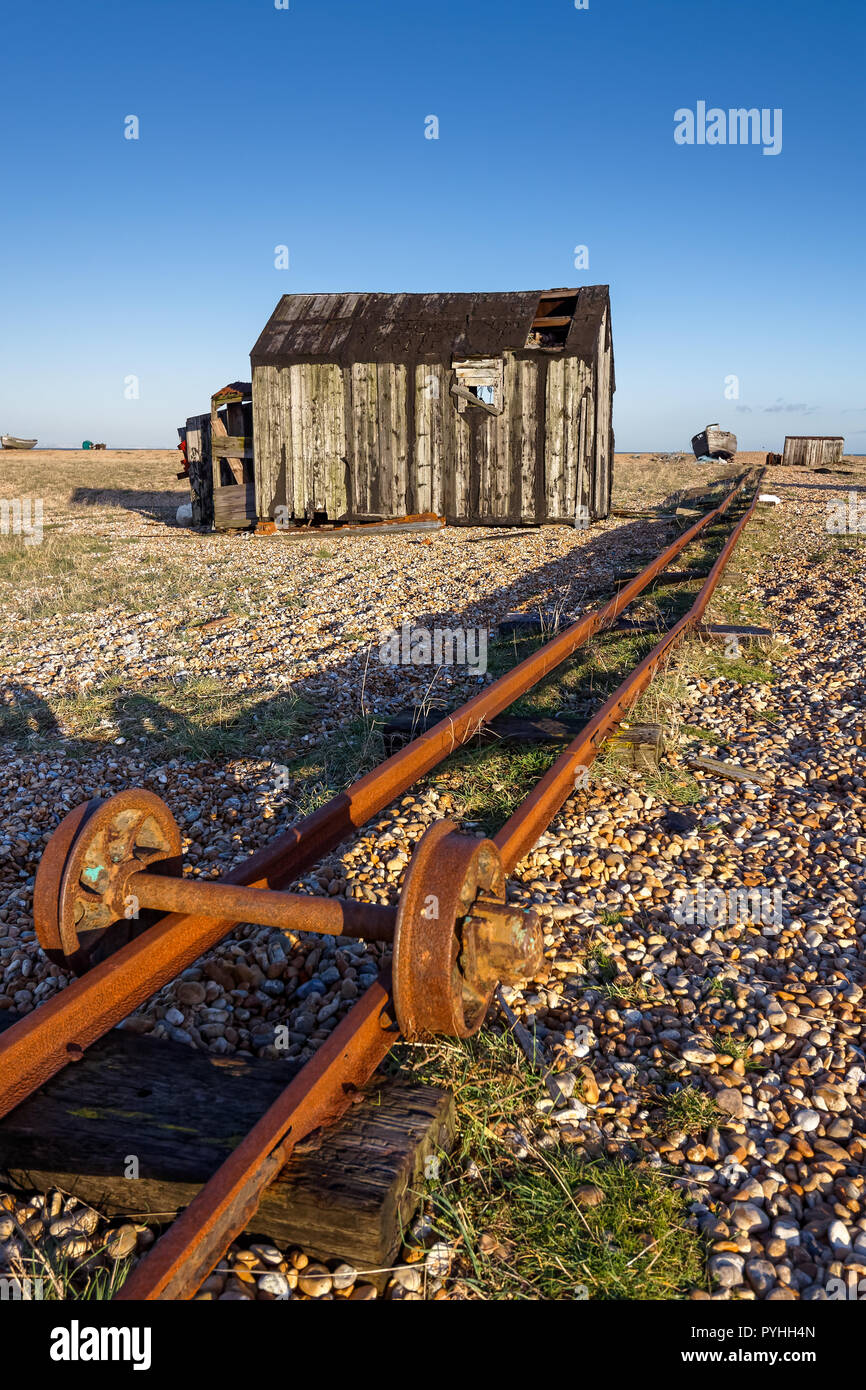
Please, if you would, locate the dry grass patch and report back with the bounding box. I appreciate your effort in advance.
[393,1031,708,1300]
[613,453,740,512]
[0,530,194,620]
[2,674,313,762]
[0,448,182,511]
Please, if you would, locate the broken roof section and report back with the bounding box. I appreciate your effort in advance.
[250,287,611,367]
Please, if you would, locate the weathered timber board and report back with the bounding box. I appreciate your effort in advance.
[612,619,773,638]
[0,1017,454,1273]
[278,1082,453,1273]
[258,516,445,539]
[697,622,774,639]
[498,610,570,636]
[614,568,708,587]
[498,602,731,638]
[782,436,844,467]
[213,482,257,529]
[605,722,666,771]
[211,411,245,487]
[383,710,590,752]
[209,434,252,458]
[185,413,213,527]
[687,755,774,788]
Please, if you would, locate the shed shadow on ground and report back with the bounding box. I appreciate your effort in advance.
[70,486,189,522]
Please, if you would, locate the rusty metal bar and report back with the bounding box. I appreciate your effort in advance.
[494,481,763,872]
[115,975,396,1301]
[0,476,755,1124]
[128,873,396,942]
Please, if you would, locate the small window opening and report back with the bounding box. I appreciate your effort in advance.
[451,357,504,414]
[525,290,579,349]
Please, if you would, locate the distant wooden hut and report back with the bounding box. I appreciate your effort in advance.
[248,288,615,527]
[783,436,844,467]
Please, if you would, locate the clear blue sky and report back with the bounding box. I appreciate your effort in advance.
[1,0,863,451]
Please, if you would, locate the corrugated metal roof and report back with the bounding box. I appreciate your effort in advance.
[250,288,610,366]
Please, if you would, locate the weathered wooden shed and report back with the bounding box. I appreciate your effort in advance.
[249,288,614,527]
[782,436,844,468]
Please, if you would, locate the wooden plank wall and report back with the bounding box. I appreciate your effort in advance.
[413,364,449,515]
[444,354,540,523]
[782,437,844,467]
[185,413,212,526]
[252,329,613,525]
[544,356,593,521]
[253,364,348,518]
[210,394,256,530]
[348,363,378,514]
[289,364,347,517]
[251,365,277,515]
[592,306,613,518]
[416,354,542,523]
[374,363,409,516]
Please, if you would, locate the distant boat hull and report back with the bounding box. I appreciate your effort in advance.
[1,436,37,450]
[691,424,737,460]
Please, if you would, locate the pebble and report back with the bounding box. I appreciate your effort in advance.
[331,1262,357,1291]
[772,1219,801,1248]
[105,1225,138,1260]
[827,1220,851,1254]
[574,1184,605,1208]
[57,1236,90,1260]
[250,1244,283,1267]
[297,1263,332,1297]
[390,1265,423,1293]
[49,1207,99,1239]
[425,1243,452,1278]
[731,1204,768,1233]
[745,1259,776,1295]
[716,1088,744,1118]
[553,1102,588,1124]
[709,1253,744,1288]
[257,1271,292,1298]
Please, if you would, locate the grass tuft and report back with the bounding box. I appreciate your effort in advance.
[392,1031,707,1299]
[658,1086,722,1137]
[427,743,558,836]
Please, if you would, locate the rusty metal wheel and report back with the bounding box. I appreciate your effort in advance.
[34,790,182,975]
[392,820,542,1039]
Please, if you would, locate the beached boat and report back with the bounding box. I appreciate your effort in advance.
[1,436,37,450]
[691,424,737,460]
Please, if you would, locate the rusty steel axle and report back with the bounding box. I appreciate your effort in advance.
[129,873,397,940]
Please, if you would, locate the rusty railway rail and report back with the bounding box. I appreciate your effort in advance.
[0,469,764,1299]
